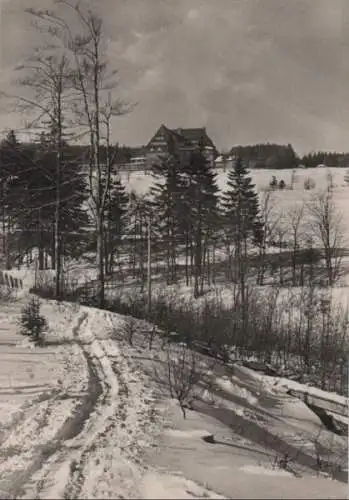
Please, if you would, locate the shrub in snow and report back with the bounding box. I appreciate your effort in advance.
[19,296,48,346]
[344,169,349,185]
[304,177,316,190]
[163,343,202,419]
[0,284,13,302]
[269,175,278,189]
[122,315,138,346]
[146,324,157,350]
[278,179,286,190]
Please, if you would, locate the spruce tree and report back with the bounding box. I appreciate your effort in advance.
[15,137,88,270]
[221,157,263,302]
[0,131,29,268]
[182,146,219,297]
[103,176,128,275]
[150,141,186,284]
[123,191,150,287]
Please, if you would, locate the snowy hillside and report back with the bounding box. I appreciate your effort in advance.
[0,289,347,499]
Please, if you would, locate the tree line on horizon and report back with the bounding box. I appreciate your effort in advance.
[230,143,349,169]
[2,134,348,171]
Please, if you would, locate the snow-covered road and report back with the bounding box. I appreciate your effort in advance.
[0,301,160,499]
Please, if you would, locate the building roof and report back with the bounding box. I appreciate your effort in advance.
[147,124,217,152]
[174,127,206,142]
[128,146,147,157]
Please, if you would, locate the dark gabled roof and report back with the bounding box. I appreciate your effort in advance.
[147,125,217,152]
[174,127,205,142]
[146,124,190,149]
[172,127,216,150]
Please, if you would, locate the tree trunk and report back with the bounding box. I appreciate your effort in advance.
[54,174,61,297]
[166,222,171,284]
[278,237,284,285]
[52,229,56,270]
[291,240,297,286]
[109,239,115,275]
[54,84,64,299]
[96,213,105,308]
[2,185,9,270]
[185,232,189,286]
[190,234,194,286]
[147,215,152,314]
[194,219,202,298]
[212,241,216,285]
[207,244,211,286]
[257,244,266,286]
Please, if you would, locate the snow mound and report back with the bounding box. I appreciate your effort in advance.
[140,471,226,499]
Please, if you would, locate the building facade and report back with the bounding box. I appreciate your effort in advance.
[114,125,219,171]
[145,125,218,168]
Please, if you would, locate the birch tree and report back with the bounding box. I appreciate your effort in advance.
[287,203,306,286]
[16,51,70,297]
[308,189,344,286]
[24,1,130,306]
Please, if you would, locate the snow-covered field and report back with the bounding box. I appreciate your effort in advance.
[121,166,349,206]
[0,274,347,499]
[121,166,349,248]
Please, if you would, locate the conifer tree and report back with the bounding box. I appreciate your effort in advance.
[15,135,88,271]
[0,131,23,268]
[103,176,128,275]
[150,140,186,284]
[221,157,263,303]
[124,191,151,287]
[182,146,219,297]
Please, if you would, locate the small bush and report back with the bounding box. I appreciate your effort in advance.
[304,177,316,190]
[0,285,13,303]
[344,169,349,185]
[19,296,48,346]
[162,343,202,419]
[278,179,286,190]
[269,176,278,189]
[122,315,138,346]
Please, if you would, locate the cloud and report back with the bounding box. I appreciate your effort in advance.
[0,0,348,154]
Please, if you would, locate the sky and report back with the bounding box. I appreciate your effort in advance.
[0,0,348,155]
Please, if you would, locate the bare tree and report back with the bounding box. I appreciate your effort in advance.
[163,343,201,419]
[257,190,280,285]
[272,215,288,286]
[17,52,70,298]
[287,202,306,286]
[65,3,129,307]
[307,189,344,286]
[24,1,130,307]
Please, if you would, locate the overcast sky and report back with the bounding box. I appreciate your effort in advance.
[0,0,348,155]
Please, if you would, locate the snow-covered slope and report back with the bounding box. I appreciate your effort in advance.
[0,293,347,499]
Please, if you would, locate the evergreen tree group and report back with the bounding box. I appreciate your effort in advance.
[150,146,262,297]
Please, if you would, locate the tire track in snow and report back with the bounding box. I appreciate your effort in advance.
[0,311,103,500]
[60,310,122,499]
[66,310,161,500]
[0,389,59,449]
